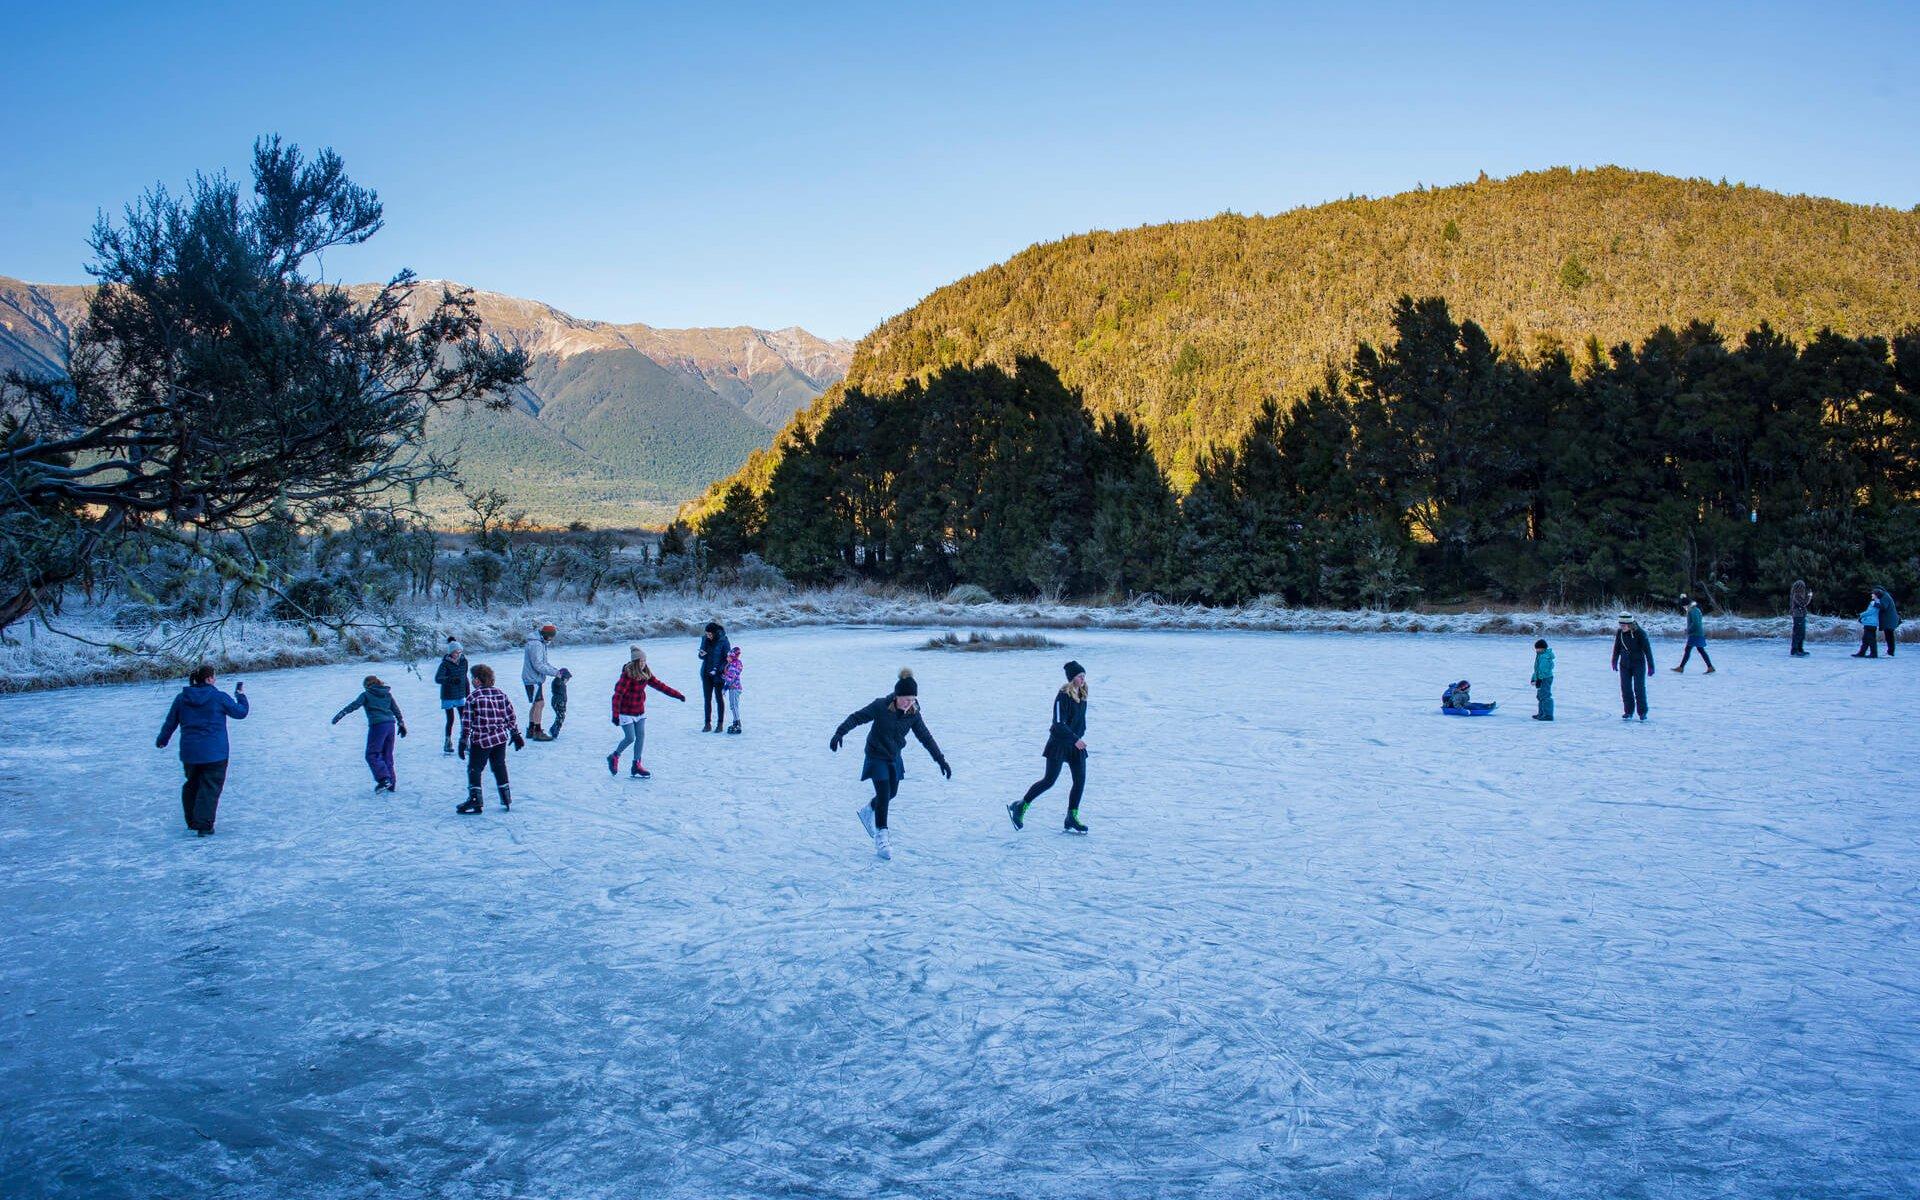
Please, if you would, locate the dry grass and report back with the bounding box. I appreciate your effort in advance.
[919,630,1065,652]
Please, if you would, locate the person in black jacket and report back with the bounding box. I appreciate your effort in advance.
[1009,661,1090,834]
[434,639,469,754]
[830,668,950,860]
[1611,612,1655,720]
[697,622,732,732]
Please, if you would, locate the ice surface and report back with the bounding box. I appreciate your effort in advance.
[1,628,1916,1198]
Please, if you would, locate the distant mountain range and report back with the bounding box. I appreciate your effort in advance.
[0,275,851,526]
[693,166,1920,515]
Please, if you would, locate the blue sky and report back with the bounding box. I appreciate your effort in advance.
[4,1,1916,339]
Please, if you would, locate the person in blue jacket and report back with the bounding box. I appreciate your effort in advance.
[1529,639,1555,721]
[1873,586,1900,657]
[1854,592,1882,658]
[156,664,250,835]
[1008,661,1091,834]
[1672,595,1716,674]
[830,668,950,861]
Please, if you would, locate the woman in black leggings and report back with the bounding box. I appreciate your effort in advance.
[1009,661,1090,834]
[830,669,950,861]
[697,622,731,732]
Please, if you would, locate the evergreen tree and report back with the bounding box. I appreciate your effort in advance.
[698,482,764,564]
[1086,414,1180,598]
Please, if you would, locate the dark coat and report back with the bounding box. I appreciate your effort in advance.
[157,684,250,764]
[1875,589,1900,629]
[834,696,946,781]
[434,655,471,702]
[698,633,732,680]
[1044,690,1088,759]
[1611,626,1655,675]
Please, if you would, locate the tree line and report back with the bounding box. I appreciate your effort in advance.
[697,296,1920,611]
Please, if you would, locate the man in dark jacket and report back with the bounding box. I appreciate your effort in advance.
[156,665,250,835]
[1610,613,1655,720]
[1874,587,1900,657]
[1789,581,1812,657]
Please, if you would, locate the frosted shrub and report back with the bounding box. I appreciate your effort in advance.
[271,571,359,621]
[656,553,695,591]
[735,554,790,592]
[944,583,995,606]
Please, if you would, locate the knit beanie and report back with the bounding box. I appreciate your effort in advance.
[893,668,918,697]
[1063,660,1085,680]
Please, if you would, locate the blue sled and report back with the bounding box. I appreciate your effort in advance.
[1441,702,1498,716]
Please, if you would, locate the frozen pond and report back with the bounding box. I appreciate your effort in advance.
[2,627,1916,1198]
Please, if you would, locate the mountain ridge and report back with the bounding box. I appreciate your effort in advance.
[0,274,852,526]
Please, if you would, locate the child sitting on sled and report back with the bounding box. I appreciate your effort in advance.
[1441,679,1496,714]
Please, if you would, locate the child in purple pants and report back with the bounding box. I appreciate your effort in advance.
[333,675,408,792]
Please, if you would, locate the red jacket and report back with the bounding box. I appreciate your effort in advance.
[612,671,684,719]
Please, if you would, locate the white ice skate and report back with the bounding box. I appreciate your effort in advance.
[873,829,891,861]
[857,801,876,840]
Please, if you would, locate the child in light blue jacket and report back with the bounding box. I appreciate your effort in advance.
[1530,639,1555,721]
[1854,596,1881,659]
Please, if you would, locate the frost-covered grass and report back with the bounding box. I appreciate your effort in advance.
[918,630,1066,651]
[0,587,1894,693]
[1,627,1915,1197]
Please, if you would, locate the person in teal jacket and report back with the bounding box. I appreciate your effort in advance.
[1673,595,1716,674]
[332,675,408,792]
[1529,639,1555,721]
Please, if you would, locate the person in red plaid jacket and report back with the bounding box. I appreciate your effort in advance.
[457,663,524,814]
[607,646,685,779]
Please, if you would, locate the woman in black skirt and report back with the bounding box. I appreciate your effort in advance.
[831,669,950,860]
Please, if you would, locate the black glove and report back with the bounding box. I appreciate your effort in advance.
[612,716,621,725]
[457,743,467,760]
[511,734,526,751]
[330,715,341,725]
[155,736,167,749]
[939,760,952,780]
[829,734,843,752]
[398,725,408,738]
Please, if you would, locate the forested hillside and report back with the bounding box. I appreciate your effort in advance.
[695,167,1920,512]
[695,300,1920,610]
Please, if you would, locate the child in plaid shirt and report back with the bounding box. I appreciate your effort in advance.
[458,663,524,814]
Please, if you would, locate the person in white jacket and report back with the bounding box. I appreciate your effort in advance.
[521,623,563,741]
